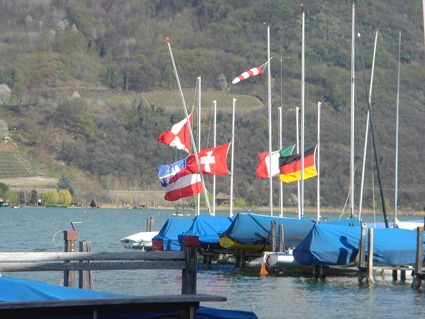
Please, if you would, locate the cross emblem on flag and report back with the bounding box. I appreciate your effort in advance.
[200,151,215,172]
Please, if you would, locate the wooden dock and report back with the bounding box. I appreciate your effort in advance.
[0,235,227,319]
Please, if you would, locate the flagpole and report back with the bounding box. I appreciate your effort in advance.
[166,39,212,215]
[213,100,217,217]
[197,76,201,216]
[300,4,305,219]
[267,24,273,216]
[395,31,401,220]
[296,107,301,219]
[229,98,236,218]
[317,101,321,222]
[279,106,283,217]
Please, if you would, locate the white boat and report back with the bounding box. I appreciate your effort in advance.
[120,231,159,250]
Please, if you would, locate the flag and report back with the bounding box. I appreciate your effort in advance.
[186,142,231,175]
[164,168,204,201]
[256,144,296,178]
[156,157,187,187]
[157,114,192,153]
[279,146,317,183]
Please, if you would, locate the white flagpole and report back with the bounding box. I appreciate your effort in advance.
[395,31,401,220]
[230,98,236,217]
[197,76,201,216]
[279,106,283,217]
[350,0,356,218]
[300,4,305,219]
[166,39,212,215]
[213,100,217,217]
[317,102,321,222]
[296,107,301,219]
[267,24,273,216]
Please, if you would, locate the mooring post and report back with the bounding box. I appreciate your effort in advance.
[279,224,285,252]
[79,240,92,289]
[367,228,375,283]
[181,235,198,295]
[271,221,276,252]
[63,229,78,287]
[412,226,424,289]
[358,226,367,283]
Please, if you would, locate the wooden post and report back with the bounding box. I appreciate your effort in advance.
[271,221,276,252]
[63,229,78,287]
[367,228,375,283]
[79,240,93,289]
[358,226,367,283]
[279,224,285,252]
[146,217,154,232]
[181,235,198,295]
[412,226,424,289]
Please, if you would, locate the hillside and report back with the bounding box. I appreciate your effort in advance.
[0,1,425,211]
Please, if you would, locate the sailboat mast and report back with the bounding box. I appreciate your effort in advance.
[213,100,217,217]
[267,25,273,216]
[359,30,378,221]
[166,40,212,215]
[395,31,401,219]
[350,0,356,218]
[300,4,305,219]
[197,76,201,216]
[317,102,321,222]
[230,98,236,217]
[279,106,283,217]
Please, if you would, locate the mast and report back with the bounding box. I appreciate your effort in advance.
[300,4,305,219]
[213,100,217,217]
[350,0,356,218]
[358,30,378,221]
[197,76,201,216]
[267,24,273,216]
[166,39,212,215]
[229,98,236,217]
[279,106,284,217]
[296,107,301,219]
[395,31,401,219]
[317,102,321,222]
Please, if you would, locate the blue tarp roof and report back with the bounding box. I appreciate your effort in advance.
[0,276,258,319]
[152,217,194,251]
[182,215,233,245]
[293,224,425,266]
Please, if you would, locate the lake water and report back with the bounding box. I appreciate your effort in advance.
[0,207,424,319]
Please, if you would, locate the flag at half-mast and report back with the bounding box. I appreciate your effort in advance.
[186,142,231,175]
[232,60,270,84]
[279,146,318,183]
[256,144,296,179]
[157,114,192,153]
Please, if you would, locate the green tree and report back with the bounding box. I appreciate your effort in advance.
[58,175,74,196]
[42,190,59,206]
[5,190,18,206]
[0,182,9,198]
[58,189,72,206]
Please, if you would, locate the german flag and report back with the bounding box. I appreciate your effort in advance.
[278,146,317,183]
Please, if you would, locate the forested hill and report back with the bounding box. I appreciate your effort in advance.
[0,0,424,211]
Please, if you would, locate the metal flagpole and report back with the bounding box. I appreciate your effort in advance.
[229,98,236,217]
[267,24,273,216]
[213,100,217,217]
[300,4,305,219]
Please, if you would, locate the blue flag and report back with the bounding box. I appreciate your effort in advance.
[156,158,187,187]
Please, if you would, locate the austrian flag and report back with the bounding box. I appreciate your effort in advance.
[186,142,231,175]
[157,114,192,153]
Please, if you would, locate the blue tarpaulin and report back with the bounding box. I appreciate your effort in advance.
[152,217,194,250]
[182,215,233,245]
[293,223,425,266]
[0,276,258,319]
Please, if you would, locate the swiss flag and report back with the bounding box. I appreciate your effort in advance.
[186,142,231,175]
[157,114,192,153]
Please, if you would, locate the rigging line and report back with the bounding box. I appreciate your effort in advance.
[357,32,389,228]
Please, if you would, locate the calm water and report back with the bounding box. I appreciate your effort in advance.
[0,207,424,319]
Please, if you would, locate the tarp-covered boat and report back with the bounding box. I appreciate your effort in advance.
[152,217,193,251]
[219,213,317,252]
[181,215,233,247]
[293,223,425,266]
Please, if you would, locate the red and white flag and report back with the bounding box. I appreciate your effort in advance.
[164,168,203,201]
[186,142,231,175]
[157,114,192,153]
